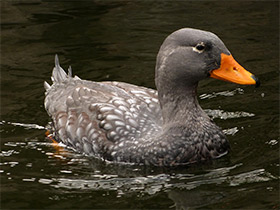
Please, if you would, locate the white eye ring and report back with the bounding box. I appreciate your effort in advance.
[192,42,205,53]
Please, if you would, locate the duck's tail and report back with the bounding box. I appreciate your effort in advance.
[44,55,74,91]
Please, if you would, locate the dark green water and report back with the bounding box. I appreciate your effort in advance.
[1,1,279,209]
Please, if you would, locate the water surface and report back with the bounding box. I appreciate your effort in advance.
[1,1,279,209]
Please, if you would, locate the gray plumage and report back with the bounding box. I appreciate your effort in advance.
[44,28,230,166]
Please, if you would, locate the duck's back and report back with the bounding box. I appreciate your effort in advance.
[44,61,163,159]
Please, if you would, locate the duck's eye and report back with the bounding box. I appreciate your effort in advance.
[192,42,206,53]
[196,44,205,51]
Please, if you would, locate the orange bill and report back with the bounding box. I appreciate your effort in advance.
[210,53,260,87]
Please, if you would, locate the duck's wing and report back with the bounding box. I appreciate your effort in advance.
[44,57,162,157]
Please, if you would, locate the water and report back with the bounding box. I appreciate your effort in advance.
[1,1,279,209]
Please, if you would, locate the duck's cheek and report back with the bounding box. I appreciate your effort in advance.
[209,53,260,87]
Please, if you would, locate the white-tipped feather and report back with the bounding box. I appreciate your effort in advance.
[74,75,81,80]
[44,81,51,90]
[52,55,67,83]
[45,55,74,90]
[68,66,72,77]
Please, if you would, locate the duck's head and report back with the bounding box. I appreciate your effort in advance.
[155,28,260,94]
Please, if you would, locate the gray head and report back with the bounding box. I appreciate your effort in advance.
[154,28,259,124]
[155,28,230,92]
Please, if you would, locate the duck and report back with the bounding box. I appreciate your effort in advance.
[44,28,259,166]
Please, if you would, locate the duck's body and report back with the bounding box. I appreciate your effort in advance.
[44,28,258,166]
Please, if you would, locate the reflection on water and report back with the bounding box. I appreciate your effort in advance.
[1,135,277,209]
[1,1,279,209]
[205,109,255,120]
[40,165,275,193]
[199,87,245,99]
[168,190,224,209]
[2,121,46,130]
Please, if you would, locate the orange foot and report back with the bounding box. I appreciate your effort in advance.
[45,130,66,156]
[45,130,58,144]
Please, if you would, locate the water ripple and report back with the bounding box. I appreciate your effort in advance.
[205,109,255,120]
[223,127,239,136]
[35,165,276,195]
[0,149,19,157]
[200,88,244,100]
[1,120,46,130]
[228,168,275,186]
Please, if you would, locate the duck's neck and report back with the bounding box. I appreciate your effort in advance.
[158,83,209,126]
